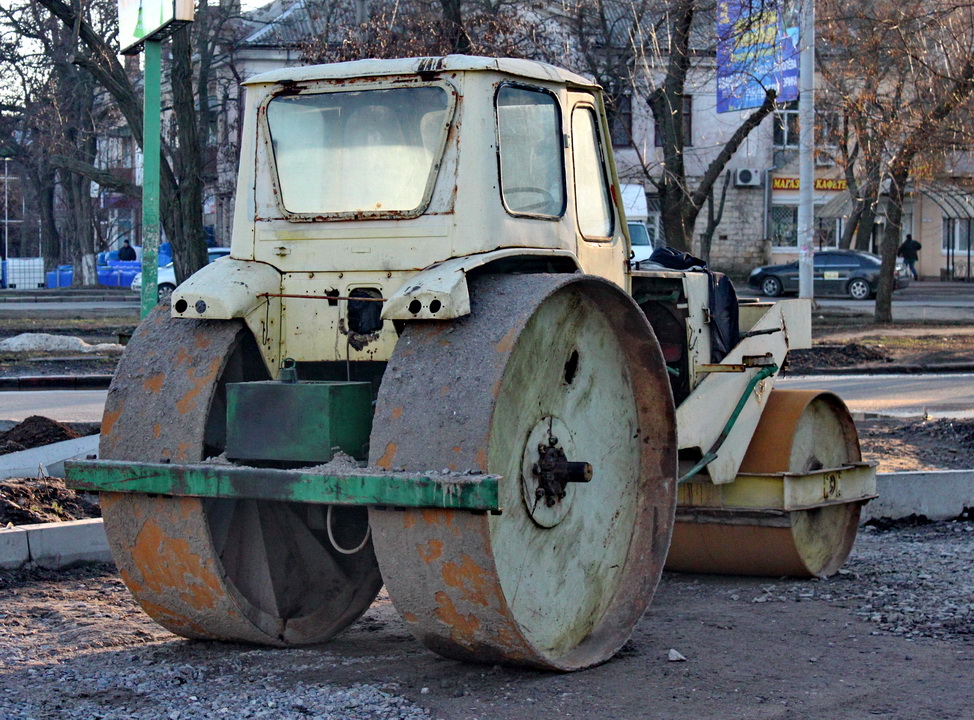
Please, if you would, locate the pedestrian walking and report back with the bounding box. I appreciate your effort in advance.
[898,234,922,280]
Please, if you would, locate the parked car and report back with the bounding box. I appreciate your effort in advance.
[747,250,912,299]
[628,220,654,266]
[131,247,231,303]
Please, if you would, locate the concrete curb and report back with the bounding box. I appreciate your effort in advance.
[0,435,100,480]
[0,518,110,569]
[863,470,974,521]
[1,470,971,571]
[0,375,114,391]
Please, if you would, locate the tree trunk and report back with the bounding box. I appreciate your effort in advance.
[875,167,908,323]
[169,31,209,283]
[700,171,731,263]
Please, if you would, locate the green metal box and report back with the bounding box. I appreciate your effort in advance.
[226,380,373,464]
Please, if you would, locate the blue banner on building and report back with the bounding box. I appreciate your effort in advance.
[716,0,799,113]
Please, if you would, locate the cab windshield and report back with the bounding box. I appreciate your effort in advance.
[266,85,452,217]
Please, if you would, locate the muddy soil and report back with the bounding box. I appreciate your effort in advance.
[791,325,974,372]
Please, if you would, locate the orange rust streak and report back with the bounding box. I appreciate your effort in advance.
[418,539,444,565]
[441,554,496,607]
[101,402,124,438]
[390,406,404,420]
[376,442,397,469]
[143,373,165,394]
[474,447,488,472]
[136,598,217,639]
[402,612,419,623]
[403,511,418,529]
[494,327,517,354]
[152,424,162,439]
[433,591,480,647]
[131,512,224,611]
[175,356,223,416]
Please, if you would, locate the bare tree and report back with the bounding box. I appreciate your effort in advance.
[819,0,974,323]
[33,0,251,283]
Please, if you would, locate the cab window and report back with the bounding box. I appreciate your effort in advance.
[571,106,613,239]
[496,85,565,217]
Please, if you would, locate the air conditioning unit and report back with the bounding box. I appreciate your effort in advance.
[734,168,763,188]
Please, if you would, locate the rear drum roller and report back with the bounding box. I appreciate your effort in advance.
[667,390,864,578]
[99,307,382,645]
[368,274,677,671]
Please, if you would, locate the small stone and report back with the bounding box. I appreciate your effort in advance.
[668,649,687,662]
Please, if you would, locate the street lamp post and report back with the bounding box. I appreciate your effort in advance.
[3,157,9,262]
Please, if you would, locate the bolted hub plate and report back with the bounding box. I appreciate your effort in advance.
[521,417,581,527]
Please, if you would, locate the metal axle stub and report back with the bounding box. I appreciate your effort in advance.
[520,417,589,528]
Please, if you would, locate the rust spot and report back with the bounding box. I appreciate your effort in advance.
[402,612,419,623]
[143,373,165,394]
[137,597,217,639]
[495,327,518,354]
[101,402,124,438]
[175,356,223,415]
[403,511,418,529]
[453,446,462,453]
[390,406,404,420]
[152,423,162,439]
[439,384,451,396]
[418,539,444,564]
[433,591,480,647]
[442,554,494,607]
[130,514,224,612]
[173,442,193,463]
[474,447,488,472]
[376,442,397,469]
[491,378,502,399]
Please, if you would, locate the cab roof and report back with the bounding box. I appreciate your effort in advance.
[244,55,599,90]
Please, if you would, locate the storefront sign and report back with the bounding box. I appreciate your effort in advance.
[772,177,848,191]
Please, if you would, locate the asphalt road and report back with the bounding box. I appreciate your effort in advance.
[0,389,108,424]
[779,373,974,418]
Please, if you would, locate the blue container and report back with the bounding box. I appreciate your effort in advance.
[45,265,74,288]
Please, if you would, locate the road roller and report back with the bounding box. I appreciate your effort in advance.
[66,55,875,670]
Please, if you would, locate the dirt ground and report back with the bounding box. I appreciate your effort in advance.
[1,535,971,720]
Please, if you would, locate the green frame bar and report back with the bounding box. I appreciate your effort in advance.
[65,460,501,512]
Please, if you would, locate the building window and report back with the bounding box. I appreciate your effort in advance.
[816,111,840,166]
[654,95,693,147]
[943,217,973,253]
[773,101,799,148]
[771,204,798,246]
[609,94,632,147]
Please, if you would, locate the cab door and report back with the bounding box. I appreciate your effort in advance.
[568,94,626,288]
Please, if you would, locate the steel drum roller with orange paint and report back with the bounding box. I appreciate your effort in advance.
[99,308,382,645]
[665,390,866,578]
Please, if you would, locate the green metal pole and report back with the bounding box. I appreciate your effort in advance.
[140,39,161,319]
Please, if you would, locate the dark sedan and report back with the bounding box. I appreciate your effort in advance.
[747,250,912,299]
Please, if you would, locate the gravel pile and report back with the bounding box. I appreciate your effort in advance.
[0,646,431,720]
[730,519,974,642]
